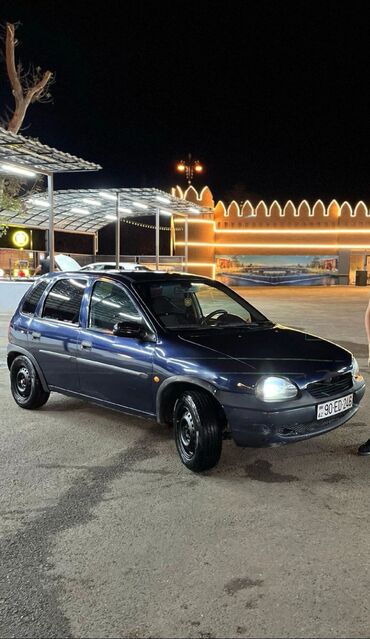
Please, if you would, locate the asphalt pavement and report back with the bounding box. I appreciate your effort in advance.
[1,286,370,638]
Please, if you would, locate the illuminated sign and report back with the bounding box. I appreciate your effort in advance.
[12,230,29,248]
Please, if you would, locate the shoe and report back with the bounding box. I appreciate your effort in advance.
[358,439,370,456]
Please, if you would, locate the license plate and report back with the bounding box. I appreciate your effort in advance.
[317,394,353,420]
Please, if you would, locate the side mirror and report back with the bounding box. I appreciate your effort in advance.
[113,321,143,338]
[112,321,156,342]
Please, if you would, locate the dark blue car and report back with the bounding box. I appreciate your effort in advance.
[7,271,365,471]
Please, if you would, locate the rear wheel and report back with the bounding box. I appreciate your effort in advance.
[10,355,50,409]
[174,389,223,472]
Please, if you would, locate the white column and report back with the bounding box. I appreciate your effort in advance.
[93,232,98,256]
[155,208,160,270]
[115,191,120,269]
[47,173,54,272]
[184,215,189,272]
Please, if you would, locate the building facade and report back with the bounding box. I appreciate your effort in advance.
[173,185,370,285]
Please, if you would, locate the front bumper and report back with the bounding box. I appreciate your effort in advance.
[219,382,365,447]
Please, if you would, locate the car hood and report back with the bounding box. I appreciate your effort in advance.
[55,254,81,271]
[178,324,352,377]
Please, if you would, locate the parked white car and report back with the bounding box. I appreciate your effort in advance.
[79,261,151,272]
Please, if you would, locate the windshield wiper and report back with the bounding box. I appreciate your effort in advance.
[177,320,274,332]
[212,320,274,330]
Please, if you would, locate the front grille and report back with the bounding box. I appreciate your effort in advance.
[307,373,353,399]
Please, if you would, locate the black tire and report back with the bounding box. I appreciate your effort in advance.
[173,389,223,472]
[10,355,50,409]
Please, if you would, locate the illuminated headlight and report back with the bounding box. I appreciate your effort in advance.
[256,376,298,402]
[352,356,360,376]
[0,268,4,277]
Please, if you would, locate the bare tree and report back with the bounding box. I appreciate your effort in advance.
[3,22,54,134]
[0,22,53,234]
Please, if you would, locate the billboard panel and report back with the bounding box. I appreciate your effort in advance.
[216,255,339,286]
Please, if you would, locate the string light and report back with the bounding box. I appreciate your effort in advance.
[104,217,171,231]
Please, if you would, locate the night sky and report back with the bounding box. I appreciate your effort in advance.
[0,0,369,204]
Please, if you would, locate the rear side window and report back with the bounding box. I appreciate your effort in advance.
[42,278,86,324]
[21,280,49,315]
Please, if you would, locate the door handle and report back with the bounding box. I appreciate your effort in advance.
[80,340,92,350]
[31,332,41,340]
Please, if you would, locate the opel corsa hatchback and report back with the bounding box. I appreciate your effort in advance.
[7,272,365,471]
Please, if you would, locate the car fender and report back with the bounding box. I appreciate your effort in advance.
[7,345,50,392]
[156,375,219,423]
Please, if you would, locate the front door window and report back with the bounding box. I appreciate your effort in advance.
[89,280,142,331]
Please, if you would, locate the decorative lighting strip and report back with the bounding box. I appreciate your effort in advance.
[186,262,216,267]
[175,242,370,249]
[174,218,215,225]
[215,228,370,234]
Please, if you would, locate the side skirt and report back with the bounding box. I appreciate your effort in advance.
[48,385,157,421]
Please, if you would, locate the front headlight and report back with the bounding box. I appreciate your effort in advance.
[352,356,360,376]
[256,376,298,402]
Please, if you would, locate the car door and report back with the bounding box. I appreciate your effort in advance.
[77,278,155,415]
[30,276,87,392]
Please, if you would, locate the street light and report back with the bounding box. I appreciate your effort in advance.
[176,153,203,185]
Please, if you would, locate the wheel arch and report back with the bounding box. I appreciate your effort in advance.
[7,347,50,392]
[156,376,226,426]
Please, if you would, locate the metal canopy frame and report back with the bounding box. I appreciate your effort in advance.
[0,128,209,271]
[6,188,207,232]
[17,188,207,270]
[0,127,101,271]
[0,127,101,174]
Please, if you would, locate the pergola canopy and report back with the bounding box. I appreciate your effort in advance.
[0,126,101,174]
[0,127,206,270]
[6,188,209,233]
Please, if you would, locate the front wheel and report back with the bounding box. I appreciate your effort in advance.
[173,390,223,472]
[10,355,50,409]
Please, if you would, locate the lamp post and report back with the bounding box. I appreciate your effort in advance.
[176,153,203,185]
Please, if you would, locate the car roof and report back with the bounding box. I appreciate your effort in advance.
[42,270,211,284]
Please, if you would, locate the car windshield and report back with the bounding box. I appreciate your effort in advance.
[135,279,270,330]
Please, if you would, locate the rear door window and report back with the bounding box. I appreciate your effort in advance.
[42,278,86,324]
[21,280,49,315]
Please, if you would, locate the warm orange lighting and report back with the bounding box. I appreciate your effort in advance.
[186,262,215,267]
[215,228,370,234]
[175,241,370,249]
[175,155,204,185]
[174,218,215,225]
[172,222,370,235]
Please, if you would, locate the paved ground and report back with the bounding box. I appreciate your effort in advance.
[1,286,370,639]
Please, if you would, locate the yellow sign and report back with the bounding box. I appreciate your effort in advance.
[13,230,29,248]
